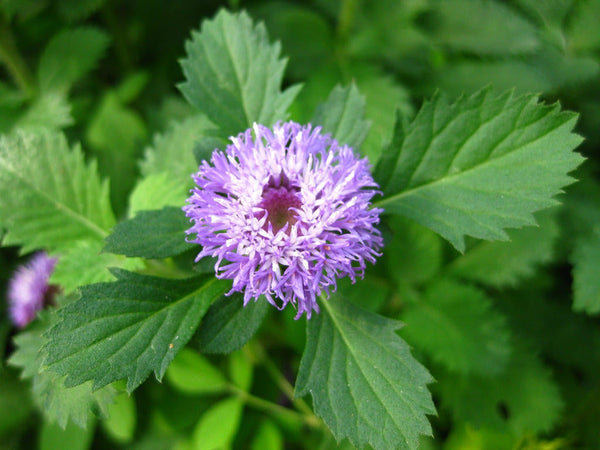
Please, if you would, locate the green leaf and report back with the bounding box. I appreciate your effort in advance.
[101,392,136,444]
[439,343,563,435]
[228,349,253,391]
[251,419,284,450]
[43,270,229,392]
[311,84,370,150]
[50,240,143,294]
[128,172,188,216]
[56,0,106,21]
[401,278,511,375]
[38,27,110,93]
[567,0,600,52]
[9,311,116,429]
[448,209,559,287]
[0,129,114,253]
[194,293,269,354]
[16,92,73,130]
[374,87,584,251]
[104,207,194,259]
[140,114,215,182]
[430,0,539,56]
[192,397,243,450]
[0,368,34,435]
[571,228,600,315]
[40,419,95,450]
[165,348,228,395]
[295,294,435,450]
[179,9,301,137]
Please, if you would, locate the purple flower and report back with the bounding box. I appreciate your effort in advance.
[184,121,383,318]
[7,252,57,328]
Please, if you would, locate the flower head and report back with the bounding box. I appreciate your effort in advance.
[7,252,58,328]
[184,121,383,318]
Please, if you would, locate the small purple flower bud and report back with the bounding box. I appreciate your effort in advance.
[184,121,383,318]
[7,252,58,328]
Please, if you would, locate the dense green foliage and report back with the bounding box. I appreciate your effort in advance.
[1,1,599,449]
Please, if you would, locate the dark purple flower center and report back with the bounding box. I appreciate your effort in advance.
[258,173,301,233]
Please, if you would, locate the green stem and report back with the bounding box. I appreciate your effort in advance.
[0,17,34,97]
[249,341,322,428]
[228,384,316,427]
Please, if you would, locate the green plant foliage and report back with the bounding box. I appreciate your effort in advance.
[104,207,193,259]
[16,92,73,130]
[430,0,539,56]
[194,293,269,354]
[0,129,114,253]
[43,270,228,391]
[179,9,302,137]
[100,392,136,444]
[401,278,511,375]
[37,27,110,94]
[311,84,370,150]
[50,240,143,294]
[374,87,584,251]
[39,420,95,450]
[296,294,435,450]
[438,343,563,435]
[571,228,600,314]
[127,172,187,216]
[9,312,115,429]
[0,368,34,436]
[448,209,560,287]
[165,348,227,395]
[192,397,244,449]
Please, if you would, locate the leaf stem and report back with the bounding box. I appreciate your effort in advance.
[227,383,318,428]
[0,17,35,97]
[249,341,322,428]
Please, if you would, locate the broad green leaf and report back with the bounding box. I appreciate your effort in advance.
[40,419,95,450]
[38,27,110,93]
[86,90,148,215]
[192,397,243,450]
[128,172,187,216]
[16,92,73,130]
[430,0,539,56]
[384,216,443,286]
[311,84,370,150]
[56,0,106,21]
[401,278,511,376]
[295,294,435,450]
[104,207,193,259]
[0,129,114,253]
[179,9,301,137]
[139,114,215,182]
[165,348,228,395]
[43,270,229,392]
[251,419,283,450]
[571,228,600,315]
[448,209,559,287]
[101,392,137,443]
[374,87,584,251]
[9,311,116,429]
[567,0,600,52]
[50,240,143,294]
[439,344,563,435]
[228,349,253,391]
[194,293,269,354]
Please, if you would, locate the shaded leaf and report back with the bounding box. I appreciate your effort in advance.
[179,9,301,137]
[192,397,244,449]
[43,270,229,392]
[571,228,600,315]
[104,207,193,259]
[38,27,110,93]
[401,278,511,375]
[165,348,228,395]
[295,294,435,450]
[194,293,269,354]
[312,84,370,150]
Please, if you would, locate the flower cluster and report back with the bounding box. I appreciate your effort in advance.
[184,121,383,318]
[7,252,57,328]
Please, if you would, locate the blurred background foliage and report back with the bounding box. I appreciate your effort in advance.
[1,0,599,449]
